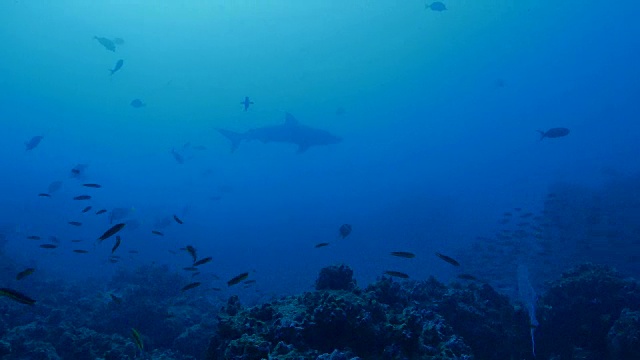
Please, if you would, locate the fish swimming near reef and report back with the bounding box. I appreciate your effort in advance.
[193,257,212,266]
[16,268,35,280]
[181,282,201,292]
[131,328,144,353]
[537,127,570,140]
[111,235,121,254]
[25,135,44,151]
[390,251,416,259]
[94,36,116,52]
[227,272,249,286]
[217,113,342,153]
[0,287,36,305]
[110,59,123,75]
[435,252,461,267]
[98,223,126,242]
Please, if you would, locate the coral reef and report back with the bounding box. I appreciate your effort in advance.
[206,264,531,359]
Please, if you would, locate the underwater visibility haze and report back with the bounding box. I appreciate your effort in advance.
[1,1,640,359]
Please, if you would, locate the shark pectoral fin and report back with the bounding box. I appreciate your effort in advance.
[217,129,244,152]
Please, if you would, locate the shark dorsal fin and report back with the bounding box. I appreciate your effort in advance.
[284,113,298,126]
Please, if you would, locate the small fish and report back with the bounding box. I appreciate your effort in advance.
[108,258,119,264]
[173,215,183,224]
[151,230,164,236]
[390,251,416,259]
[130,99,146,108]
[25,135,44,151]
[71,239,83,243]
[0,287,36,305]
[185,246,197,263]
[338,224,352,239]
[83,183,102,188]
[211,287,222,291]
[38,193,51,197]
[538,127,570,140]
[183,266,198,271]
[181,282,201,291]
[16,268,35,280]
[82,206,92,213]
[435,252,461,267]
[111,235,121,254]
[27,235,41,240]
[94,36,116,52]
[131,328,144,351]
[110,293,122,304]
[241,96,254,111]
[426,1,447,11]
[73,195,91,200]
[73,249,89,253]
[96,209,107,215]
[227,272,249,286]
[109,59,123,75]
[193,257,212,266]
[39,244,58,249]
[98,223,126,242]
[68,221,82,226]
[315,242,330,248]
[384,271,410,279]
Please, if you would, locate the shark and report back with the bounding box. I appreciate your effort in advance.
[217,113,341,153]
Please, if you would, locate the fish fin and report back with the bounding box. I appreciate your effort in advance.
[537,130,545,141]
[217,129,244,152]
[284,113,298,126]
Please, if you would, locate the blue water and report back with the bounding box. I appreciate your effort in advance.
[1,0,639,345]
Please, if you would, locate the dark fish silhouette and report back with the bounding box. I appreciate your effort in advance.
[185,246,197,263]
[39,244,58,249]
[181,282,201,291]
[25,136,43,151]
[68,221,82,226]
[339,224,352,239]
[227,272,249,286]
[538,128,570,140]
[426,2,446,11]
[83,183,101,188]
[130,99,146,108]
[151,230,164,236]
[112,235,122,254]
[0,288,36,305]
[241,96,254,111]
[315,242,330,248]
[73,249,89,253]
[38,193,51,197]
[110,59,123,75]
[173,215,183,224]
[193,257,212,266]
[94,36,115,52]
[390,251,416,258]
[113,37,125,45]
[73,195,91,200]
[170,149,184,164]
[82,206,92,213]
[96,209,107,215]
[98,223,126,242]
[70,164,88,179]
[217,113,341,153]
[16,268,35,280]
[435,252,460,267]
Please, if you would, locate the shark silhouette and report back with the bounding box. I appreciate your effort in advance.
[217,113,341,153]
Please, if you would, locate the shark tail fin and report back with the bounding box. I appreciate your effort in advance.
[537,130,546,141]
[217,129,244,152]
